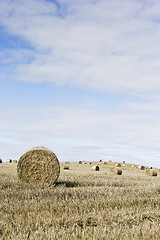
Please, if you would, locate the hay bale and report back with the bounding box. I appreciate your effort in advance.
[116,163,121,167]
[92,165,99,171]
[122,161,125,163]
[110,167,122,175]
[108,160,112,163]
[13,160,17,163]
[103,162,107,165]
[78,161,82,164]
[0,159,2,163]
[99,159,103,162]
[138,165,145,170]
[65,161,70,164]
[146,169,157,176]
[6,159,12,163]
[17,146,60,185]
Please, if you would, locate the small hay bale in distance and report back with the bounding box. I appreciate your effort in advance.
[110,167,122,175]
[146,169,157,177]
[17,146,60,185]
[6,159,12,163]
[0,159,2,163]
[138,165,145,170]
[78,161,82,164]
[13,160,17,163]
[116,163,121,167]
[65,161,70,164]
[92,165,100,171]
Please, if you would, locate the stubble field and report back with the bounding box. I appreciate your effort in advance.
[1,161,160,240]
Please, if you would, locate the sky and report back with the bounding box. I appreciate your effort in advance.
[1,0,160,167]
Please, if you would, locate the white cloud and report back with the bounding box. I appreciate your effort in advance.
[0,0,160,97]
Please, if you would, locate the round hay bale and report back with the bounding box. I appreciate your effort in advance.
[65,161,70,164]
[103,162,107,165]
[116,163,121,167]
[138,165,145,170]
[92,165,99,171]
[17,146,60,185]
[99,159,103,162]
[13,160,17,163]
[110,167,122,175]
[0,159,2,163]
[6,159,12,163]
[146,169,157,177]
[78,161,82,164]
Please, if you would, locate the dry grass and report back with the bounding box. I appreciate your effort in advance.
[1,162,160,239]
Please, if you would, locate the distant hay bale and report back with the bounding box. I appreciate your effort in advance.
[65,161,70,164]
[103,162,107,165]
[78,161,82,164]
[146,169,157,177]
[13,160,17,163]
[0,159,2,163]
[122,164,125,167]
[17,146,60,185]
[116,163,121,167]
[110,167,122,175]
[63,164,70,170]
[132,165,135,168]
[99,159,103,162]
[122,161,125,163]
[6,159,12,163]
[92,165,99,171]
[108,160,112,163]
[138,165,145,170]
[149,167,153,169]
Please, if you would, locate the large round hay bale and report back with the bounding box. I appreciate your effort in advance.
[110,167,122,175]
[17,146,60,185]
[146,169,157,177]
[92,165,99,171]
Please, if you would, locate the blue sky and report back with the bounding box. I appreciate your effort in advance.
[1,0,160,167]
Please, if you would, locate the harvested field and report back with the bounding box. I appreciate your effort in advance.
[0,160,160,240]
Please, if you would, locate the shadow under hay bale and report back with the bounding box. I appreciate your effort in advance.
[92,165,99,171]
[17,146,60,185]
[146,169,157,177]
[63,165,70,170]
[110,167,122,175]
